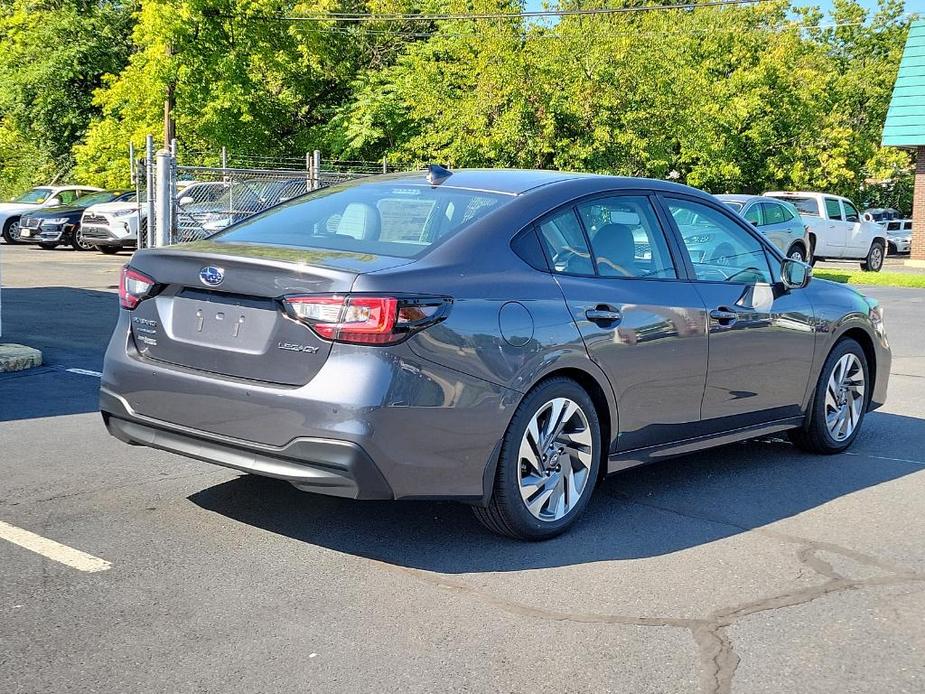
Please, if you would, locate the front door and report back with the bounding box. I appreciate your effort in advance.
[662,195,816,429]
[840,199,869,256]
[823,196,849,255]
[535,194,709,452]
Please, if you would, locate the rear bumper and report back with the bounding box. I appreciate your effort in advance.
[101,390,393,499]
[100,313,518,501]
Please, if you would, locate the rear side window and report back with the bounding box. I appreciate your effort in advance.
[776,196,819,216]
[213,182,510,258]
[761,202,789,225]
[577,196,676,278]
[905,221,913,231]
[537,209,594,275]
[743,205,762,225]
[825,198,843,221]
[887,221,900,231]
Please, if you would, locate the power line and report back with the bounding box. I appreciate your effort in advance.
[227,0,773,24]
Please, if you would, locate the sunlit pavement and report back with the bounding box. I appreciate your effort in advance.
[1,244,922,694]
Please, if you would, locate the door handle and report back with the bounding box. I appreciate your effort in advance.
[586,306,622,326]
[709,308,738,326]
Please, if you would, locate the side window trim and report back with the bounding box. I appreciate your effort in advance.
[654,192,780,285]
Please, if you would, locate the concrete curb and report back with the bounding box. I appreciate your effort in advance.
[0,344,43,372]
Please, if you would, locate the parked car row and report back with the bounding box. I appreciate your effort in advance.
[0,180,910,269]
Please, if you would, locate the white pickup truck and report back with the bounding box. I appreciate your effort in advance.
[764,192,887,271]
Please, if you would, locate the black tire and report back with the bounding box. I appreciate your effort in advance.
[2,217,21,244]
[887,242,897,256]
[786,244,806,262]
[789,338,869,454]
[472,377,602,540]
[72,231,94,251]
[98,245,121,255]
[860,240,884,272]
[38,243,58,250]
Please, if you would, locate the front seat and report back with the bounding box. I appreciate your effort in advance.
[336,202,382,240]
[592,223,639,277]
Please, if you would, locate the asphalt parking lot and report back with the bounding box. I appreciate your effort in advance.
[1,244,923,694]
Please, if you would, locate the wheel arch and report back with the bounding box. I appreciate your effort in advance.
[786,239,808,258]
[478,362,619,505]
[836,327,877,404]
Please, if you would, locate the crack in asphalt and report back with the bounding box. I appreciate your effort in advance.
[371,494,924,694]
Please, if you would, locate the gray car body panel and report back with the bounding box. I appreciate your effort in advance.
[100,170,890,503]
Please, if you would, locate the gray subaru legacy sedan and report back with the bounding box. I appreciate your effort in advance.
[101,168,890,540]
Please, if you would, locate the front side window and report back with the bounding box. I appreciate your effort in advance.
[537,209,594,275]
[666,198,772,284]
[55,190,78,205]
[577,196,676,278]
[843,200,860,222]
[825,198,844,221]
[214,181,510,259]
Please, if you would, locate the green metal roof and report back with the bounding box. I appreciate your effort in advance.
[883,20,925,147]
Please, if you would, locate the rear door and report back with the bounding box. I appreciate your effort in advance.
[536,193,709,452]
[756,201,791,253]
[661,195,815,429]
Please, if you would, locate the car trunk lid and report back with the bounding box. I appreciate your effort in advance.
[126,242,413,385]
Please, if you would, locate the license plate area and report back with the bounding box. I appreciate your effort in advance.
[168,289,279,354]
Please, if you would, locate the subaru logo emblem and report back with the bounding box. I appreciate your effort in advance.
[199,266,224,287]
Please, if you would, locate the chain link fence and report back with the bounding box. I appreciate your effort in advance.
[131,142,393,247]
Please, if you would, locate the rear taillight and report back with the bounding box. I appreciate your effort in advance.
[283,294,451,345]
[119,266,156,310]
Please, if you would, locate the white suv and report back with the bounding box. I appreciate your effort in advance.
[1,185,102,244]
[79,193,145,254]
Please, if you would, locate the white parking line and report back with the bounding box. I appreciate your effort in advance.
[845,451,925,467]
[65,368,102,378]
[0,521,111,573]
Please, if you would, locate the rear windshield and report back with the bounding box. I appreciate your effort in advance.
[773,196,819,216]
[212,182,511,258]
[722,201,744,212]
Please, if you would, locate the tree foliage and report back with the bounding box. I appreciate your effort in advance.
[0,0,915,208]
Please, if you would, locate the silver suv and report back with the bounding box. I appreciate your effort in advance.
[716,194,811,262]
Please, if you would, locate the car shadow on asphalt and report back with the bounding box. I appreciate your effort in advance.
[189,411,923,572]
[0,287,117,422]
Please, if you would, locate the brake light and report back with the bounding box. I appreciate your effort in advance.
[119,266,156,310]
[283,294,450,345]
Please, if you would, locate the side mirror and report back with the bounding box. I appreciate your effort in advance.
[178,196,194,206]
[751,220,759,227]
[45,197,60,206]
[781,258,811,290]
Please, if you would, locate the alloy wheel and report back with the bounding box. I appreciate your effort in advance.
[824,353,865,442]
[789,248,805,261]
[517,397,593,522]
[869,245,883,270]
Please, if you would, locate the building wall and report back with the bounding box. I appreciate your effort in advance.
[914,147,925,261]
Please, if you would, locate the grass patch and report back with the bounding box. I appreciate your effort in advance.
[813,269,925,289]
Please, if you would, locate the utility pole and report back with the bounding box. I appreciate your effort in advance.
[163,44,176,148]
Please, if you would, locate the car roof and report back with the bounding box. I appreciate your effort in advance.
[715,194,766,204]
[367,168,709,197]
